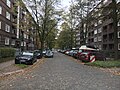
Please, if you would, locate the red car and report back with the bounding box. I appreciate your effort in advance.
[76,49,95,59]
[79,52,106,62]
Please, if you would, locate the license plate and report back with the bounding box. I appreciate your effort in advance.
[20,60,26,62]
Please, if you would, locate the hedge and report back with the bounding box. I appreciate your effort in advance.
[0,48,16,59]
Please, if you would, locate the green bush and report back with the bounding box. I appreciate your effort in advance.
[0,48,15,58]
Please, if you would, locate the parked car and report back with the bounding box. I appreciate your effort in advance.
[42,50,47,56]
[45,50,53,58]
[72,50,79,58]
[15,51,37,65]
[65,50,70,55]
[79,51,106,62]
[34,50,42,59]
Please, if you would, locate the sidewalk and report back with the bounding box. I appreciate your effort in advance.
[0,60,21,76]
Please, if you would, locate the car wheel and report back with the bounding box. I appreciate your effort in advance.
[15,60,19,64]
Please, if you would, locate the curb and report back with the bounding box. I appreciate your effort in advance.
[0,69,24,79]
[0,59,44,79]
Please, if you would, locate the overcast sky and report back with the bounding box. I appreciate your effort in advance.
[60,0,71,12]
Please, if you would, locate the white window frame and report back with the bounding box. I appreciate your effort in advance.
[5,37,10,45]
[99,45,102,50]
[94,37,97,42]
[0,21,1,29]
[24,33,27,39]
[118,43,120,50]
[94,23,97,26]
[118,31,120,38]
[5,24,10,32]
[0,6,2,14]
[6,0,11,8]
[24,41,26,46]
[6,11,10,20]
[118,20,120,26]
[94,30,97,35]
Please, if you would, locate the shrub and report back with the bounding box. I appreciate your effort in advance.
[0,48,15,59]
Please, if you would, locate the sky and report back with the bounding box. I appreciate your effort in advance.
[60,0,71,12]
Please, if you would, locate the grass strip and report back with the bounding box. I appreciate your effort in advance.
[15,64,29,69]
[85,61,120,68]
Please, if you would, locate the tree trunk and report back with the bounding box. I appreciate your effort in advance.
[112,0,118,60]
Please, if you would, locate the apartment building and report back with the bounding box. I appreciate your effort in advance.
[0,0,16,47]
[15,0,36,51]
[0,0,37,51]
[76,0,120,57]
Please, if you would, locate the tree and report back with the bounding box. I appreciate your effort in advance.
[56,22,71,49]
[72,0,101,45]
[23,0,62,52]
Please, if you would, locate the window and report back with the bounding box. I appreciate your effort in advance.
[5,37,10,45]
[98,36,102,41]
[6,11,10,20]
[21,42,24,46]
[24,33,27,38]
[118,43,120,50]
[118,31,120,38]
[98,28,102,33]
[99,45,102,50]
[6,0,11,7]
[26,35,29,39]
[94,23,97,26]
[24,42,26,46]
[12,29,15,34]
[94,30,97,34]
[11,40,15,45]
[5,24,10,32]
[0,6,2,14]
[94,37,97,42]
[0,35,1,42]
[103,0,108,4]
[0,21,1,29]
[118,20,120,26]
[98,20,102,24]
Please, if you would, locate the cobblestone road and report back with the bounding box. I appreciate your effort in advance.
[0,52,120,90]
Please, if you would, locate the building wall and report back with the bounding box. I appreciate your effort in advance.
[0,0,37,51]
[0,0,16,47]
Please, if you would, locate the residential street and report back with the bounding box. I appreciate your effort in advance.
[0,52,120,90]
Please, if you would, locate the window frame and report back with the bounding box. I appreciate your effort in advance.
[5,24,10,32]
[6,0,11,8]
[118,43,120,50]
[118,31,120,38]
[0,6,2,14]
[6,11,11,20]
[0,21,1,29]
[5,37,10,45]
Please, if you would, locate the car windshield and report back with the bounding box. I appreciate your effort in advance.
[78,50,82,52]
[81,52,89,55]
[22,52,33,56]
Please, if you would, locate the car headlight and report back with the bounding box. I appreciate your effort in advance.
[15,57,19,60]
[27,58,31,60]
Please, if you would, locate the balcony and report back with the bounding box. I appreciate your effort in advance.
[102,18,113,27]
